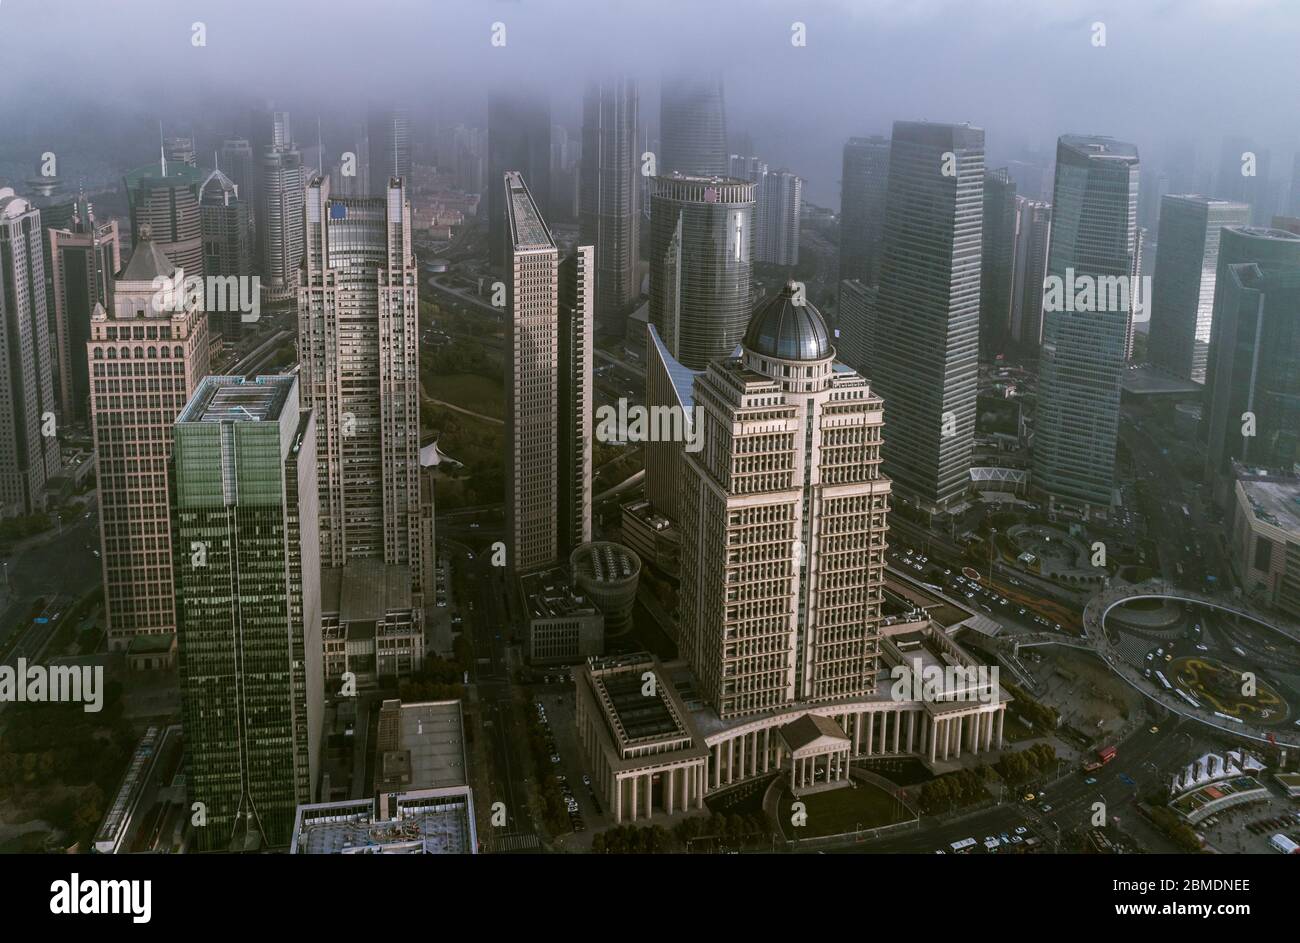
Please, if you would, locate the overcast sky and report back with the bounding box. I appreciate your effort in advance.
[3,0,1298,206]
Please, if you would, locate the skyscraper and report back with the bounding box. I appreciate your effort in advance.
[47,197,120,425]
[1009,196,1051,353]
[579,78,640,329]
[979,168,1018,358]
[1148,195,1249,383]
[871,121,984,514]
[678,282,890,718]
[757,169,803,266]
[488,91,551,268]
[367,106,412,196]
[299,175,422,586]
[89,226,210,650]
[835,278,876,376]
[648,173,754,370]
[123,162,205,280]
[504,171,560,573]
[659,76,728,178]
[0,189,60,518]
[1033,135,1139,511]
[839,136,890,286]
[172,374,322,851]
[199,169,253,342]
[558,245,594,560]
[1202,225,1300,476]
[259,142,305,298]
[1216,137,1273,225]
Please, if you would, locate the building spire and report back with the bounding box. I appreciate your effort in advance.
[159,120,168,176]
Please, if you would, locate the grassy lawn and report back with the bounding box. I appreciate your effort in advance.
[777,779,912,839]
[430,372,504,419]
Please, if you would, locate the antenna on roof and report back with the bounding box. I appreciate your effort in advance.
[317,117,323,176]
[159,121,168,176]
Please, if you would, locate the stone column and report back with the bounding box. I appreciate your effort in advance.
[866,711,874,755]
[996,708,1005,748]
[615,776,624,823]
[929,717,939,763]
[630,775,638,821]
[893,710,901,753]
[852,713,862,755]
[906,711,915,754]
[667,768,675,815]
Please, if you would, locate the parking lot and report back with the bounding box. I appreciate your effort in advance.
[532,683,612,850]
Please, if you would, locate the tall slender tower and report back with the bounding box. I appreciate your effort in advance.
[558,245,594,559]
[0,189,61,517]
[260,142,305,298]
[1032,135,1139,511]
[979,168,1018,358]
[1009,196,1051,353]
[299,176,422,588]
[172,374,322,851]
[1202,225,1300,476]
[199,169,253,342]
[648,173,754,370]
[872,121,984,515]
[504,172,560,572]
[1148,194,1249,383]
[89,227,210,650]
[659,76,728,178]
[579,78,640,329]
[48,196,120,426]
[838,136,890,286]
[367,107,412,196]
[678,282,890,718]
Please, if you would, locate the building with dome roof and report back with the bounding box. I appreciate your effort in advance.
[679,282,891,716]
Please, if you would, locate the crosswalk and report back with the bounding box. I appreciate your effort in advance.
[484,832,540,853]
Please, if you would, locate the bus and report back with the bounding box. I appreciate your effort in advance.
[950,837,977,853]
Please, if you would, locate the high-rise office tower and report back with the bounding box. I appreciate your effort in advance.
[757,169,803,266]
[1288,152,1300,218]
[260,142,305,298]
[838,136,890,286]
[124,162,205,280]
[579,78,640,328]
[249,109,291,267]
[1148,195,1249,383]
[1009,196,1051,352]
[90,226,210,650]
[678,282,891,718]
[659,76,728,178]
[172,374,322,851]
[165,136,198,168]
[836,278,876,376]
[648,173,754,370]
[488,91,551,268]
[367,107,411,196]
[504,172,560,572]
[299,176,422,586]
[729,154,766,183]
[1217,137,1273,225]
[48,197,120,425]
[199,169,253,342]
[219,139,255,202]
[1203,225,1300,476]
[871,121,984,514]
[979,168,1018,358]
[0,189,61,518]
[558,244,594,560]
[1033,135,1139,511]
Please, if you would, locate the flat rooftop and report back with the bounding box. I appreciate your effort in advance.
[179,375,293,424]
[1121,365,1203,398]
[374,699,467,794]
[292,793,474,854]
[1239,477,1300,534]
[321,558,414,622]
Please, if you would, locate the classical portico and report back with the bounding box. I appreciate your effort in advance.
[779,714,852,795]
